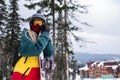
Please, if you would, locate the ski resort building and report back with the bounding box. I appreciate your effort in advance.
[79,61,120,78]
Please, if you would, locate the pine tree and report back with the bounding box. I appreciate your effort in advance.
[3,0,21,79]
[0,0,8,79]
[69,56,77,80]
[0,0,7,43]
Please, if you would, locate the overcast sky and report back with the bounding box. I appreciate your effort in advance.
[73,0,120,54]
[16,0,120,54]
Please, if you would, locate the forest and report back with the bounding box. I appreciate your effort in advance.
[0,0,90,80]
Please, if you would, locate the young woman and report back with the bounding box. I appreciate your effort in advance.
[11,13,54,80]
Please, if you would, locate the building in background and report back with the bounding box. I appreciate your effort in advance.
[79,60,120,79]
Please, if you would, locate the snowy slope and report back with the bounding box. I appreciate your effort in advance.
[75,74,120,80]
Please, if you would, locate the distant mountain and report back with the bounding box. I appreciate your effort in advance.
[73,52,120,64]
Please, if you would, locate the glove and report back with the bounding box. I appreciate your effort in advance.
[41,25,50,33]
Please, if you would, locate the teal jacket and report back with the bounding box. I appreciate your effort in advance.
[19,28,54,57]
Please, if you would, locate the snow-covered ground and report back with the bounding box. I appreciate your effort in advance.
[75,75,120,80]
[76,75,120,80]
[80,78,120,80]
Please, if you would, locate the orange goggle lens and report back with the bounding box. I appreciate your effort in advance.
[33,20,43,26]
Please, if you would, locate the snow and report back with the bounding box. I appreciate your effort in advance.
[75,74,120,80]
[94,60,119,70]
[68,68,73,73]
[91,61,99,67]
[104,65,118,70]
[79,64,89,71]
[75,75,81,80]
[112,65,118,70]
[97,62,104,67]
[75,75,120,80]
[79,78,120,80]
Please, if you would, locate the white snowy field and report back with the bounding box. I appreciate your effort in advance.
[80,78,120,80]
[75,75,120,80]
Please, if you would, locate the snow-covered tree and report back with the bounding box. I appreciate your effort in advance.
[0,0,7,41]
[0,0,8,79]
[3,0,21,79]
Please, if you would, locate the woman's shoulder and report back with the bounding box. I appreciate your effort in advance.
[21,28,30,36]
[21,28,29,39]
[21,28,34,42]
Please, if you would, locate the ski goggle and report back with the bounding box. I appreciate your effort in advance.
[33,20,44,26]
